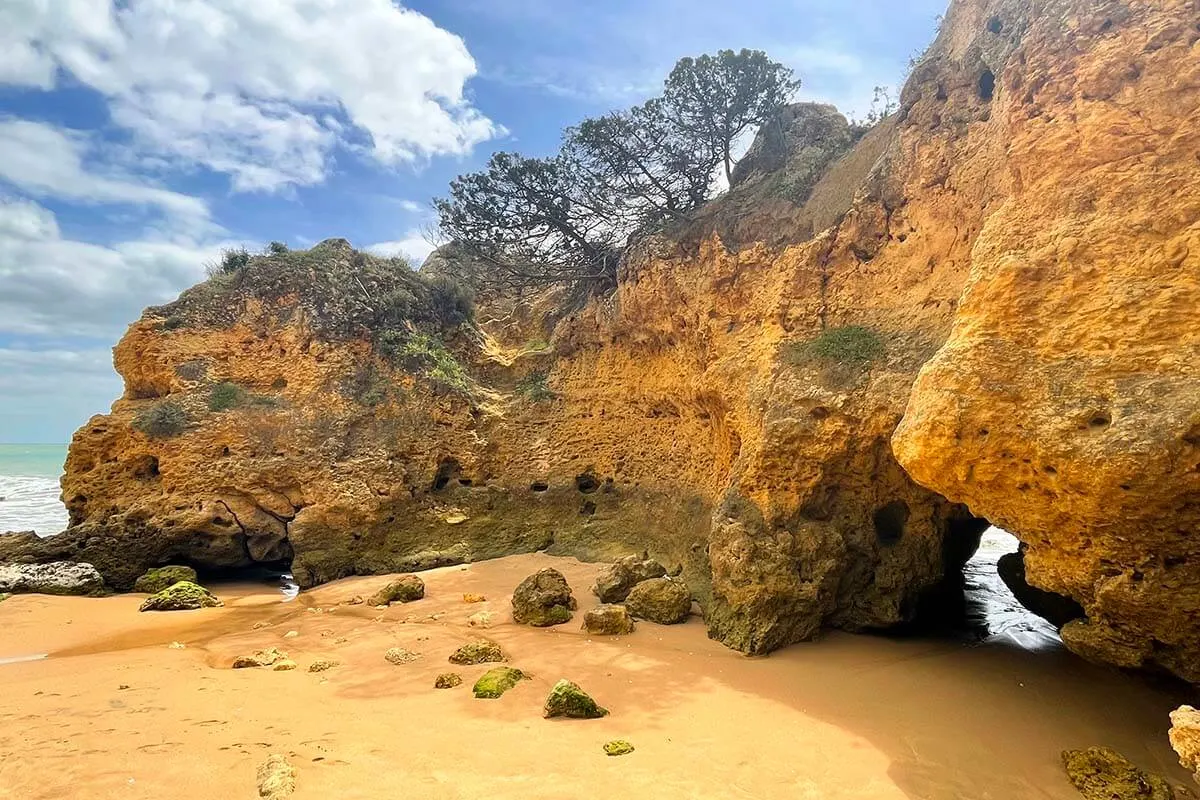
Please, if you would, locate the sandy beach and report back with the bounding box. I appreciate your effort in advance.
[0,553,1192,800]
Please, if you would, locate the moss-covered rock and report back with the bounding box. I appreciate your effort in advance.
[232,647,289,669]
[368,574,425,606]
[592,555,667,603]
[543,679,608,719]
[448,639,507,665]
[604,740,635,757]
[139,581,222,612]
[473,667,529,699]
[384,647,420,665]
[133,565,198,594]
[1061,747,1174,800]
[511,567,576,627]
[435,673,463,689]
[0,592,10,603]
[625,577,691,625]
[582,604,636,635]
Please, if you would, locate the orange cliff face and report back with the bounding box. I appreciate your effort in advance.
[2,0,1195,679]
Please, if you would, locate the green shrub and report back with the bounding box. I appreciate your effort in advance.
[785,326,885,366]
[265,241,289,256]
[133,401,188,439]
[381,332,471,395]
[162,316,186,331]
[515,371,556,402]
[208,381,246,411]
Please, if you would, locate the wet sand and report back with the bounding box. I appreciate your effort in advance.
[0,553,1193,800]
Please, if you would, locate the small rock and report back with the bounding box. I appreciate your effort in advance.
[168,641,186,650]
[367,575,425,606]
[511,567,576,627]
[1061,746,1174,800]
[1170,706,1200,785]
[0,561,106,597]
[118,684,130,690]
[271,659,298,672]
[253,621,271,630]
[463,593,487,603]
[308,659,339,673]
[582,604,636,635]
[139,581,222,612]
[283,630,299,639]
[448,639,507,665]
[625,577,691,625]
[232,648,288,669]
[133,565,198,594]
[473,667,529,699]
[384,647,420,665]
[591,554,666,603]
[434,673,463,689]
[0,592,10,603]
[468,611,495,628]
[256,754,296,800]
[604,740,635,757]
[543,679,608,719]
[342,595,364,606]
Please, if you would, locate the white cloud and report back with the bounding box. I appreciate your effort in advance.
[0,197,221,338]
[367,231,437,265]
[0,119,211,223]
[3,0,499,192]
[398,200,425,214]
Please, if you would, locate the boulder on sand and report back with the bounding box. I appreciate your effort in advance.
[448,639,506,665]
[384,647,420,665]
[256,754,296,800]
[543,679,608,719]
[139,581,221,611]
[0,561,106,596]
[233,648,289,669]
[133,565,198,594]
[604,740,635,757]
[591,554,666,603]
[625,577,691,625]
[1061,747,1174,800]
[473,667,529,699]
[511,567,576,627]
[582,604,636,635]
[435,673,463,689]
[368,574,425,606]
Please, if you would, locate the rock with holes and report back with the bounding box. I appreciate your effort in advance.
[256,754,296,800]
[604,740,635,757]
[384,647,420,665]
[592,554,667,603]
[1170,706,1200,786]
[511,568,576,627]
[434,672,463,689]
[448,639,506,665]
[232,647,289,669]
[473,667,529,699]
[625,578,691,625]
[139,581,221,611]
[368,574,425,606]
[133,565,198,594]
[0,562,106,597]
[308,659,339,673]
[582,604,636,635]
[1061,747,1174,800]
[543,679,608,719]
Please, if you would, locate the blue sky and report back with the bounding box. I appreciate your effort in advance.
[0,0,945,444]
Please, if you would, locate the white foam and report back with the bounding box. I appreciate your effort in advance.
[0,476,68,536]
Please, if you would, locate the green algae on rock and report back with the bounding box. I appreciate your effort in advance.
[448,639,507,665]
[543,679,608,719]
[604,740,635,757]
[367,574,425,606]
[434,673,463,689]
[473,667,529,699]
[625,577,691,625]
[1061,747,1174,800]
[138,581,222,612]
[133,565,198,594]
[511,567,577,627]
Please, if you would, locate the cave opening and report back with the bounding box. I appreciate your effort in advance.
[978,69,997,101]
[432,457,462,492]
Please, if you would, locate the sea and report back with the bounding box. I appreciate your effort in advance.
[0,444,70,536]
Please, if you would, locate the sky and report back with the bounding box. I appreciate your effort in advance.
[0,0,946,444]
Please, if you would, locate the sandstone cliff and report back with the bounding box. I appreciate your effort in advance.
[5,0,1197,679]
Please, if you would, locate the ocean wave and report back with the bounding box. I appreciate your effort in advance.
[0,476,68,536]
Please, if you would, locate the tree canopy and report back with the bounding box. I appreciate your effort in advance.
[435,49,799,294]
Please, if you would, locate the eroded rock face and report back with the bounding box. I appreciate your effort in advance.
[893,0,1200,681]
[5,0,1192,678]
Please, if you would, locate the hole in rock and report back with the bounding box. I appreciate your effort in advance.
[432,458,462,492]
[986,16,1003,34]
[575,472,601,494]
[580,500,597,517]
[1088,413,1112,429]
[873,501,910,546]
[530,481,550,493]
[130,455,160,481]
[978,69,996,101]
